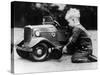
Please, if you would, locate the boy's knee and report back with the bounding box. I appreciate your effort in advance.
[71,49,92,63]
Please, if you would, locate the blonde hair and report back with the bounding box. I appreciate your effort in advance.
[65,8,80,20]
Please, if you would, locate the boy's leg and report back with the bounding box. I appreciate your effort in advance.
[71,49,92,63]
[71,49,97,63]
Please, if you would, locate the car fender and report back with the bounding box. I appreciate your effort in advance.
[17,39,24,46]
[28,37,56,48]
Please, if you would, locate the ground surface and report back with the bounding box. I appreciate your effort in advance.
[12,28,97,74]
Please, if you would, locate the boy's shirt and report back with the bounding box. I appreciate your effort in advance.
[67,24,92,50]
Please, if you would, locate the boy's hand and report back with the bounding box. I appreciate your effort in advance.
[69,37,73,43]
[62,46,67,53]
[54,46,62,50]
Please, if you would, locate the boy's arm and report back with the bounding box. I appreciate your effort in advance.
[63,27,81,52]
[69,27,81,43]
[66,27,82,47]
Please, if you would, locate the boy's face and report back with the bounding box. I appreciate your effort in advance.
[67,17,80,27]
[67,17,75,27]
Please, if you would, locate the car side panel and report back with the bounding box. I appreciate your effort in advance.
[28,37,56,48]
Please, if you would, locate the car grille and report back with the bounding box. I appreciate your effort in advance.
[24,27,32,43]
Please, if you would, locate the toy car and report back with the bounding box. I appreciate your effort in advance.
[16,16,70,61]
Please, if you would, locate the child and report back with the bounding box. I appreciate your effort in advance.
[63,8,97,63]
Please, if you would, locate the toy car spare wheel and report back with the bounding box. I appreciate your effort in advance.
[30,43,49,61]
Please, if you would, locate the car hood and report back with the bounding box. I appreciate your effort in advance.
[25,24,57,32]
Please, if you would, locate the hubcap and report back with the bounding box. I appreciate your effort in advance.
[36,49,42,55]
[32,43,48,61]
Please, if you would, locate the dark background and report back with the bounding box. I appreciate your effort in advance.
[11,1,97,30]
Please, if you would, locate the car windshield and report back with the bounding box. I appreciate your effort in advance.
[42,16,54,25]
[44,16,53,22]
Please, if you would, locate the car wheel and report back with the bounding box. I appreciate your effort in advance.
[30,43,49,61]
[16,49,30,59]
[49,48,62,59]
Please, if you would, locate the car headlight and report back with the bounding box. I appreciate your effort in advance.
[35,30,40,37]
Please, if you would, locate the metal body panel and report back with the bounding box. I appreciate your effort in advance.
[17,46,32,52]
[28,37,56,47]
[17,24,70,52]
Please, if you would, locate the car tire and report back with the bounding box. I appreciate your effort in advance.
[16,49,30,59]
[30,43,49,61]
[49,48,62,59]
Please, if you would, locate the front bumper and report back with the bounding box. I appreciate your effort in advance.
[16,46,33,52]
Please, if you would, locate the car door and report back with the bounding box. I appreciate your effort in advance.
[57,26,70,42]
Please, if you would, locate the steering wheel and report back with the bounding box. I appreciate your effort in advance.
[53,20,61,27]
